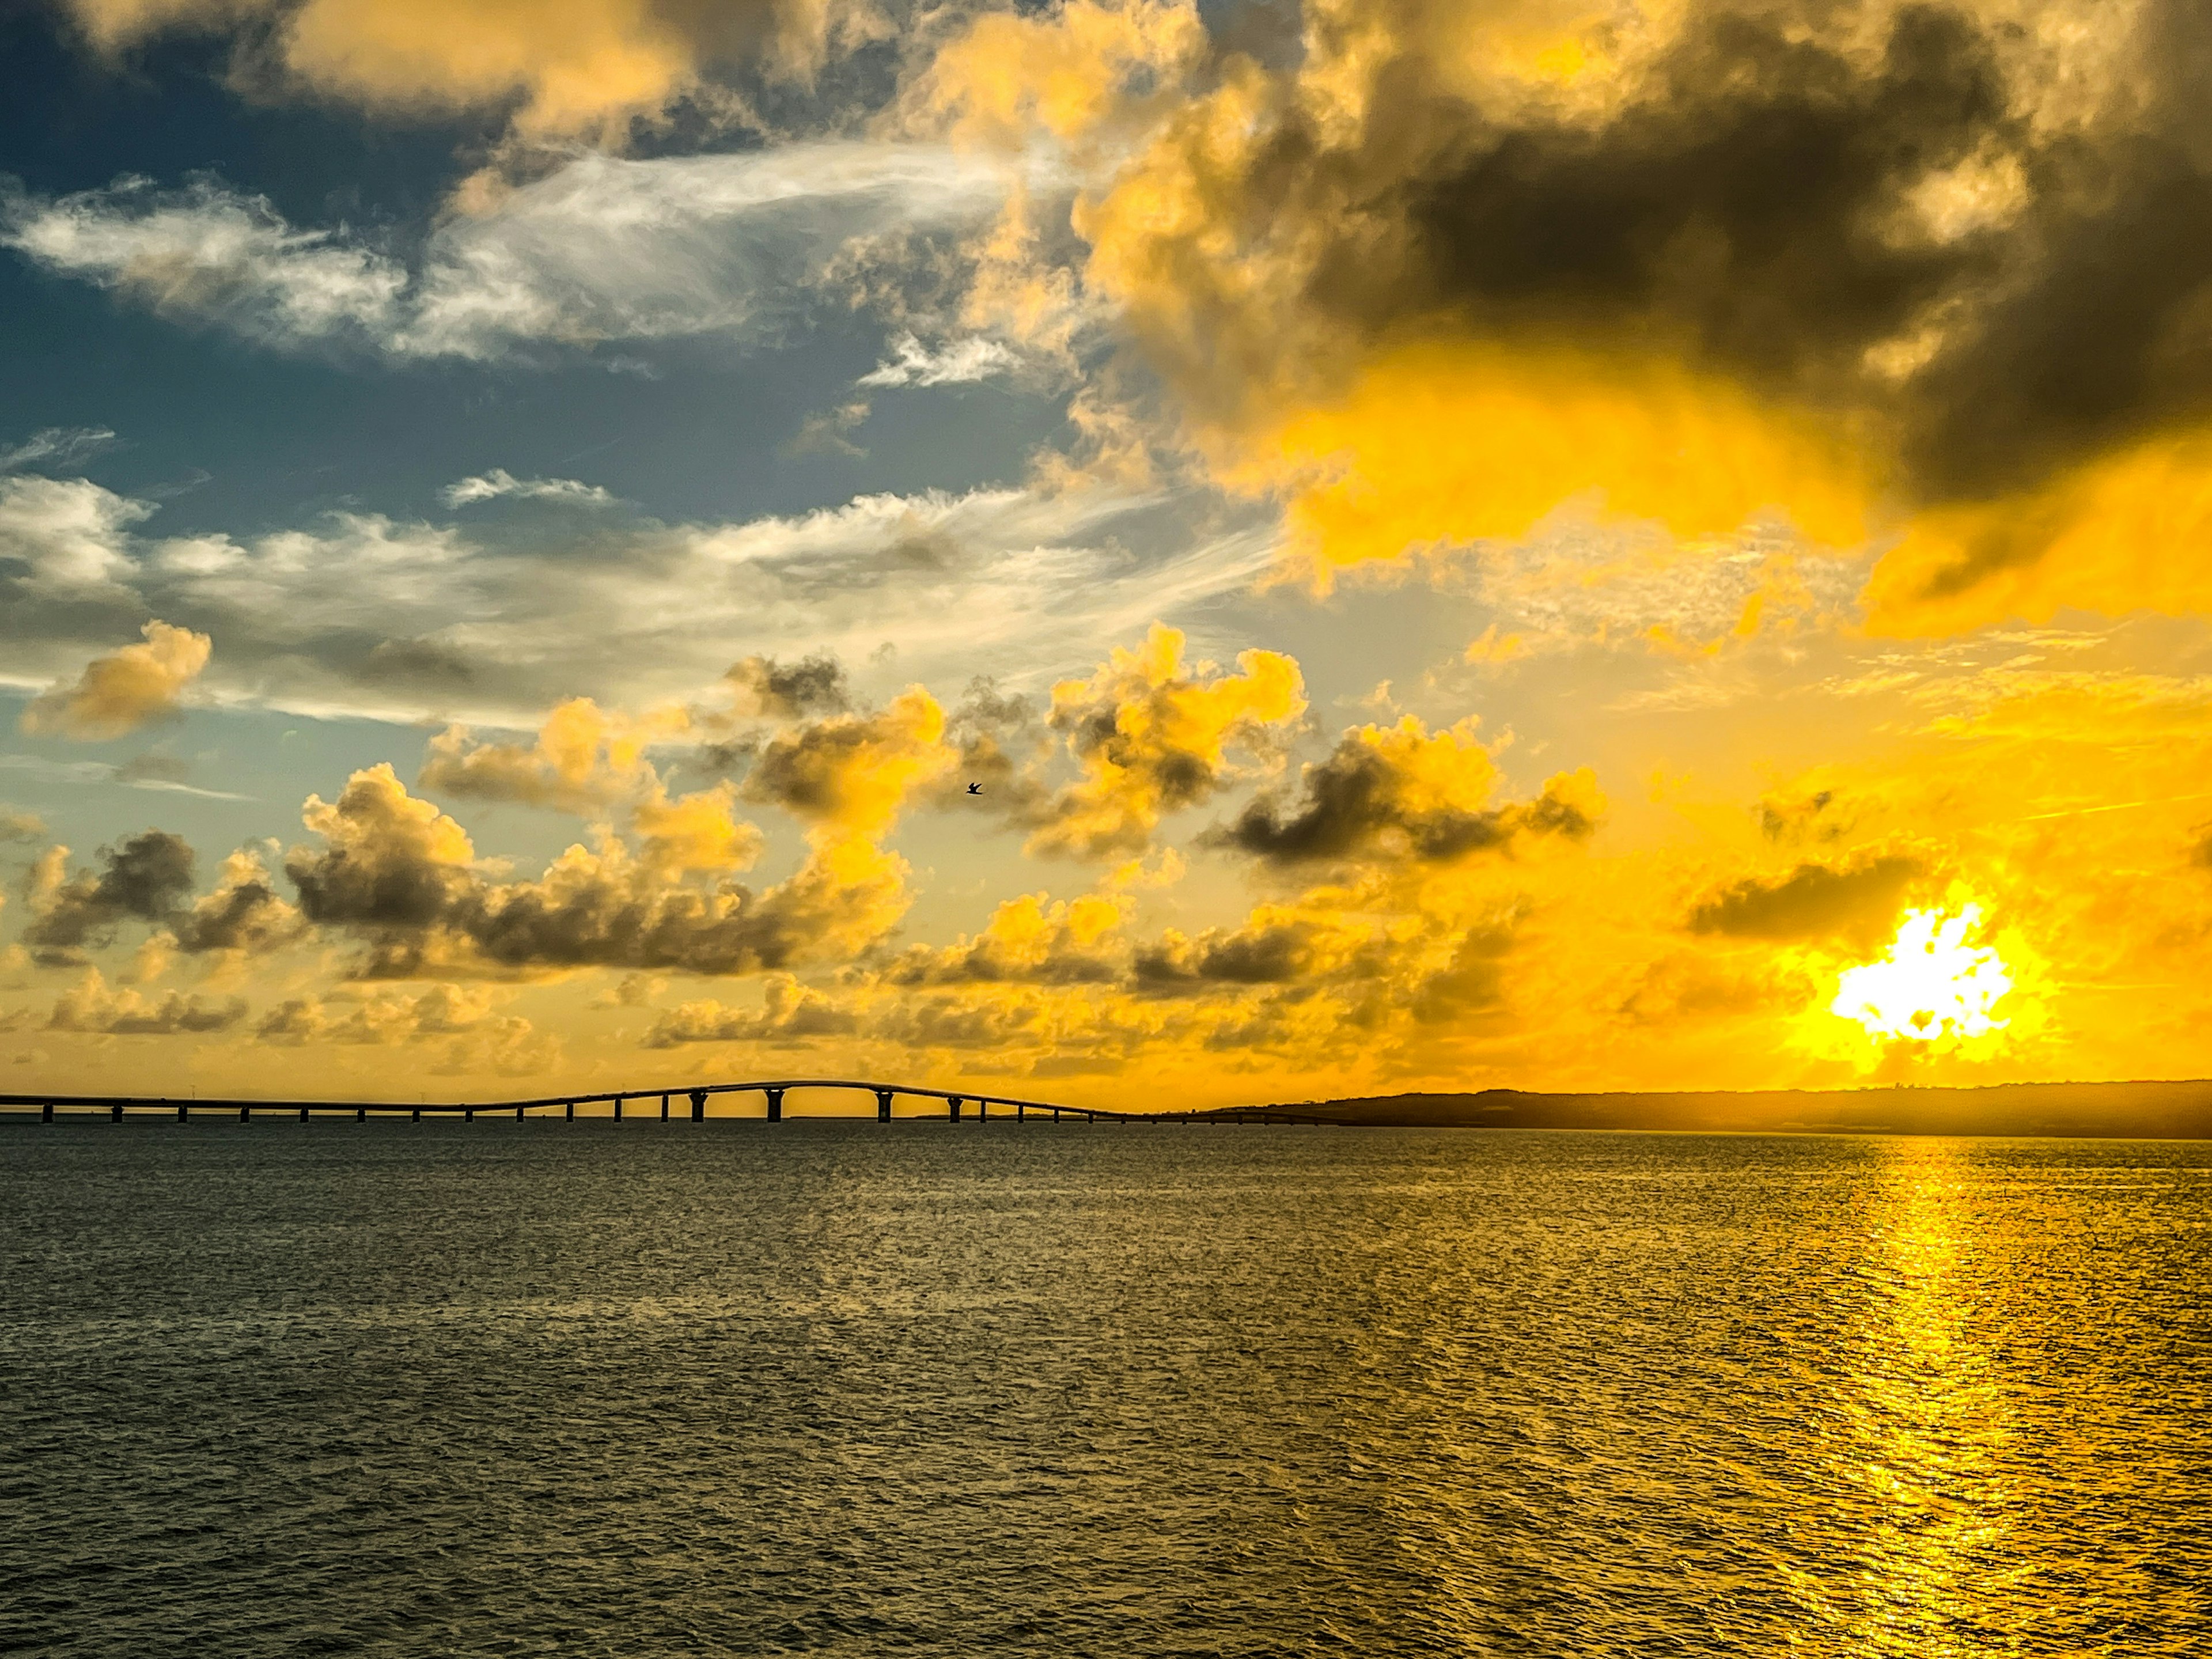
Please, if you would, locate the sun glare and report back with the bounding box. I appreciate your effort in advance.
[1832,906,2014,1048]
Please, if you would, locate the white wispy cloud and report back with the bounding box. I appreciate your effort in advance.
[0,471,1279,725]
[0,426,119,472]
[2,144,1021,362]
[0,474,148,595]
[857,334,1018,388]
[0,752,251,800]
[440,470,615,508]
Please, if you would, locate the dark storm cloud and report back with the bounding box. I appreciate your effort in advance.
[1134,920,1314,986]
[24,829,302,960]
[24,829,195,957]
[1689,854,1926,942]
[1166,0,2212,506]
[722,653,852,719]
[1210,732,1596,868]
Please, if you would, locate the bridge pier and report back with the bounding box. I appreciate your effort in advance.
[876,1088,893,1122]
[690,1089,706,1122]
[177,1101,188,1122]
[1017,1101,1025,1122]
[614,1096,623,1122]
[948,1095,962,1122]
[111,1102,122,1123]
[565,1101,574,1121]
[464,1108,474,1122]
[240,1103,251,1122]
[978,1098,988,1122]
[765,1087,784,1122]
[660,1093,669,1122]
[40,1101,52,1123]
[411,1107,421,1123]
[516,1105,525,1122]
[299,1104,309,1123]
[357,1106,366,1122]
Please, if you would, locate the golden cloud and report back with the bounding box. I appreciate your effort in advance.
[20,620,211,741]
[1027,623,1305,858]
[62,0,866,142]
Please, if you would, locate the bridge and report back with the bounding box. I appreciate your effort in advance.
[0,1079,1335,1126]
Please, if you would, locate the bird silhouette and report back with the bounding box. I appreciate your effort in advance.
[966,781,982,795]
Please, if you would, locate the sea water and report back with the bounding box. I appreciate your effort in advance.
[3,1120,2206,1656]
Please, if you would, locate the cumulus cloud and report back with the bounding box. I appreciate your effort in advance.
[171,847,305,955]
[1025,623,1305,858]
[256,982,501,1044]
[2,145,1015,362]
[900,0,2212,624]
[1689,854,1929,945]
[418,696,677,812]
[20,620,211,740]
[22,829,195,959]
[857,334,1019,388]
[719,652,851,719]
[285,761,915,978]
[0,807,46,843]
[641,974,859,1046]
[881,889,1125,984]
[46,966,245,1035]
[18,828,298,963]
[741,687,954,838]
[1213,718,1603,867]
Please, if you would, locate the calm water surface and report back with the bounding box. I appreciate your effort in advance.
[3,1122,2207,1656]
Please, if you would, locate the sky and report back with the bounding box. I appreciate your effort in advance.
[5,0,2212,1109]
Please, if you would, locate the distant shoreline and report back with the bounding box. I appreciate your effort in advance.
[1200,1081,2212,1139]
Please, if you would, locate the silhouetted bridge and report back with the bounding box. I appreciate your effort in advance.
[1,1080,1335,1126]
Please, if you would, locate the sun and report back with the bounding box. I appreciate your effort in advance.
[1831,904,2014,1049]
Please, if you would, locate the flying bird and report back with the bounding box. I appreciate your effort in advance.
[966,781,982,795]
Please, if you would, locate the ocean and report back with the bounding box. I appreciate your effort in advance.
[4,1120,2206,1656]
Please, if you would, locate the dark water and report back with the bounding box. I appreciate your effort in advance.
[3,1122,2207,1657]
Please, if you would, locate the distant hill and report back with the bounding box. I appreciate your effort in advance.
[1199,1081,2212,1139]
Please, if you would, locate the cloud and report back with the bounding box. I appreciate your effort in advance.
[880,889,1125,984]
[46,967,245,1035]
[0,807,45,843]
[908,0,2212,626]
[285,761,915,978]
[22,829,196,959]
[641,974,858,1046]
[60,0,877,140]
[171,847,305,955]
[440,470,614,509]
[0,426,118,472]
[3,145,1016,361]
[418,696,679,812]
[719,652,851,718]
[741,687,953,838]
[1025,623,1305,858]
[20,620,211,740]
[2,467,1268,730]
[256,982,501,1044]
[0,474,147,596]
[1689,854,1930,946]
[1211,717,1603,867]
[857,334,1018,388]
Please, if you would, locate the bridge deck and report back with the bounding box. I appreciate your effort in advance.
[0,1080,1338,1126]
